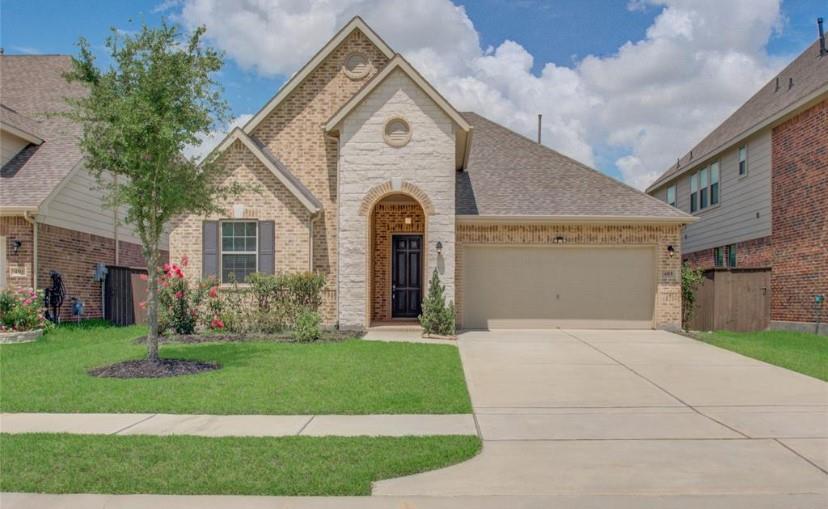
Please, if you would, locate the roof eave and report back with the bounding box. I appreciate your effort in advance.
[456,214,698,225]
[1,121,43,145]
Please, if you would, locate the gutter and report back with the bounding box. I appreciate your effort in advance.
[456,214,698,225]
[21,211,38,290]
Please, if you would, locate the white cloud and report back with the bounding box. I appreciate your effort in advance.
[178,0,784,189]
[184,114,253,161]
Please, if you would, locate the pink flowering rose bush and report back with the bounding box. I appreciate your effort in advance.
[154,256,223,335]
[0,288,49,332]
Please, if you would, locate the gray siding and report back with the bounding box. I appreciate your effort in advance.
[649,129,772,254]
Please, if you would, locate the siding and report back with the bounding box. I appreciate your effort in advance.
[39,166,169,249]
[1,131,29,166]
[651,129,772,254]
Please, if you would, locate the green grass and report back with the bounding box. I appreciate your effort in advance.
[0,433,481,495]
[694,330,828,381]
[0,321,471,414]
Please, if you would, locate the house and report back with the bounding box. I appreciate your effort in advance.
[170,17,694,331]
[0,55,169,320]
[646,31,828,335]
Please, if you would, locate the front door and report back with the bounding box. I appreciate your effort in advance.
[392,235,422,318]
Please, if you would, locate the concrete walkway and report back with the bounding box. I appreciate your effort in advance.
[374,329,828,500]
[0,413,476,437]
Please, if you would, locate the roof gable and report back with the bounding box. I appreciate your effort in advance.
[242,17,394,135]
[214,128,322,214]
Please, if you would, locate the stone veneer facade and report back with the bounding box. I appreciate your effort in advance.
[337,68,456,329]
[455,223,683,330]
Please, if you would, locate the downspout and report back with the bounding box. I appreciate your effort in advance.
[308,212,320,271]
[22,211,37,290]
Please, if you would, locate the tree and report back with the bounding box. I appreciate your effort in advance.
[64,23,235,362]
[681,263,705,330]
[418,268,456,336]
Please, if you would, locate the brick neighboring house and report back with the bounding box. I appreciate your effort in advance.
[170,17,695,332]
[0,55,169,320]
[646,34,828,335]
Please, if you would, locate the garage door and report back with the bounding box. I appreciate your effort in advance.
[462,246,656,329]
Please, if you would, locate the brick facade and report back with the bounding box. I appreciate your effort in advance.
[683,236,773,270]
[2,218,166,320]
[371,199,426,321]
[771,100,828,326]
[455,223,683,330]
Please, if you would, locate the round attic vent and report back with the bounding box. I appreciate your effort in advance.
[343,52,370,79]
[384,118,411,147]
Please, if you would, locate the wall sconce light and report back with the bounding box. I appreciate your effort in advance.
[667,245,675,258]
[554,236,564,244]
[12,240,22,255]
[435,241,443,255]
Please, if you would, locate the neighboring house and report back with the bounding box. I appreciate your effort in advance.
[170,17,694,331]
[646,33,828,334]
[0,55,169,319]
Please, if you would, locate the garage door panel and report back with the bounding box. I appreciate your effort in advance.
[462,246,655,330]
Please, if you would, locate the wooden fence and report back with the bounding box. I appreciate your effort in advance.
[688,268,771,332]
[104,266,148,326]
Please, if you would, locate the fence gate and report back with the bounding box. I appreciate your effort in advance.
[688,268,771,332]
[104,266,148,326]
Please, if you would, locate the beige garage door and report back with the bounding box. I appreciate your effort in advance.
[462,246,656,329]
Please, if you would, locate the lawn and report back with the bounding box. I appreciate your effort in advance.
[0,433,481,495]
[0,321,471,414]
[694,330,828,381]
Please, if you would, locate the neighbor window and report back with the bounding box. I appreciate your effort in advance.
[738,145,748,176]
[666,185,677,207]
[221,221,257,283]
[714,247,724,267]
[710,162,720,205]
[689,162,719,212]
[727,244,737,268]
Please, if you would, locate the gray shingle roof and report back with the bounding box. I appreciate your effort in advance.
[1,104,44,141]
[457,112,691,219]
[647,38,828,192]
[1,55,86,209]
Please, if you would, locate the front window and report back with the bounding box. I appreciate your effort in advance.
[710,162,720,205]
[727,244,737,267]
[690,162,719,212]
[667,185,676,207]
[738,145,748,176]
[699,167,709,209]
[690,173,698,212]
[221,221,257,283]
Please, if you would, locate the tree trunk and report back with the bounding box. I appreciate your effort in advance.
[146,245,160,363]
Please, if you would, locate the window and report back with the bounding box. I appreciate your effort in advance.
[221,221,257,283]
[714,247,724,267]
[384,117,412,147]
[738,145,748,176]
[690,173,698,212]
[689,162,719,212]
[710,162,720,205]
[666,185,676,207]
[727,244,737,268]
[343,52,370,80]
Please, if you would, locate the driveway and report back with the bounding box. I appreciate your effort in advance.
[375,329,828,505]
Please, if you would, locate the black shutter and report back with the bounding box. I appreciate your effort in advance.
[203,221,219,278]
[258,220,275,275]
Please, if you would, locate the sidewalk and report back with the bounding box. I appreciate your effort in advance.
[0,412,476,437]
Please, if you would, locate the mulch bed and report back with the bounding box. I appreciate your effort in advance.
[88,359,220,379]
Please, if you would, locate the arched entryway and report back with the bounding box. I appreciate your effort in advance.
[369,193,426,323]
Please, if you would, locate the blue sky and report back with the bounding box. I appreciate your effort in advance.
[1,0,824,187]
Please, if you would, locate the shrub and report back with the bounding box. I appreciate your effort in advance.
[681,263,705,330]
[0,288,48,332]
[247,272,326,329]
[419,269,456,336]
[293,309,321,342]
[155,257,210,335]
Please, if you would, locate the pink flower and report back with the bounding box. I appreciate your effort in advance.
[22,298,33,305]
[208,287,218,299]
[138,301,147,309]
[210,318,224,329]
[162,263,171,273]
[139,274,148,281]
[174,290,184,299]
[181,255,189,267]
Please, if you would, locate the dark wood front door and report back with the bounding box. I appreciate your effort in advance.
[392,235,423,318]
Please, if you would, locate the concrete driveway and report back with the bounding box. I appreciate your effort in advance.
[375,329,828,505]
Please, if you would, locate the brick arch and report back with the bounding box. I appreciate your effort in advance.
[358,181,436,216]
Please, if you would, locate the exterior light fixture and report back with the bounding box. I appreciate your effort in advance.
[667,245,675,257]
[12,240,22,255]
[435,241,443,255]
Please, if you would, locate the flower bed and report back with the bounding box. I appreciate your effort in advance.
[0,288,49,338]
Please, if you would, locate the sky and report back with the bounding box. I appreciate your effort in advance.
[1,0,824,189]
